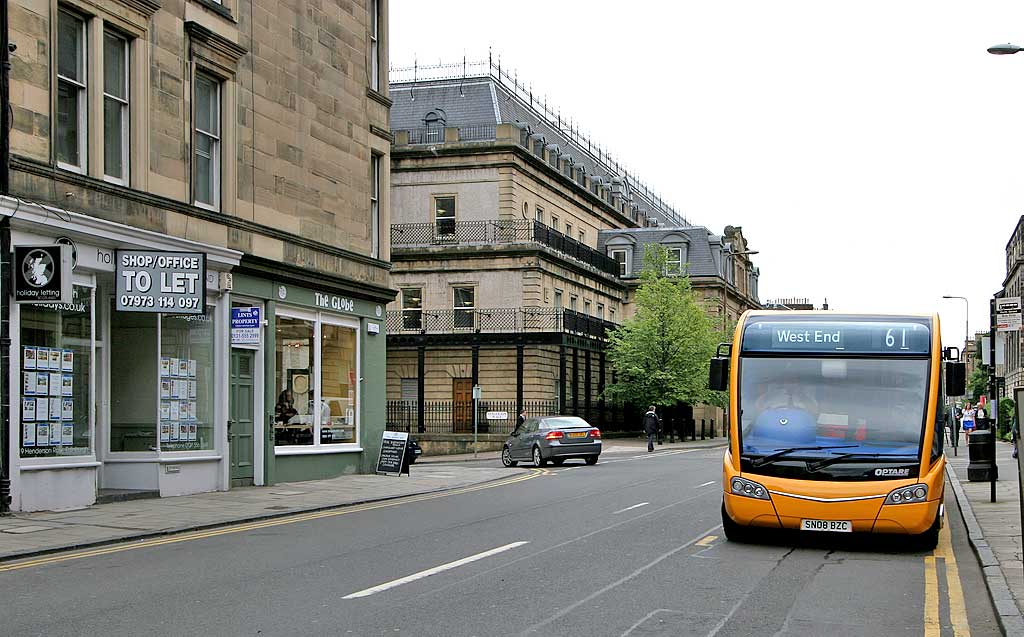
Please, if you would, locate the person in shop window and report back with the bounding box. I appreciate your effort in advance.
[275,390,298,424]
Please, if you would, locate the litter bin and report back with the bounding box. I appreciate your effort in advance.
[967,426,998,482]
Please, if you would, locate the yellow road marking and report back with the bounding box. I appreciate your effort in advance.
[0,469,544,574]
[695,535,717,547]
[924,555,940,636]
[934,518,971,636]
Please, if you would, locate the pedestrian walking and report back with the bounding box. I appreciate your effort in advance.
[643,406,661,452]
[961,402,976,445]
[516,407,527,431]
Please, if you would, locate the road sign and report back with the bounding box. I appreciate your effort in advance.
[376,431,409,476]
[996,297,1021,332]
[486,411,509,420]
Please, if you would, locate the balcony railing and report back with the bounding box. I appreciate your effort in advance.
[391,219,620,277]
[387,307,618,340]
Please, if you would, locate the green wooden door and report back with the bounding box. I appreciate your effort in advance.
[229,349,256,486]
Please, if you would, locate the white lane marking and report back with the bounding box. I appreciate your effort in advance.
[342,541,529,599]
[520,524,722,635]
[695,481,715,488]
[613,502,650,514]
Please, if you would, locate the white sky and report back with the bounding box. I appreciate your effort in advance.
[390,1,1024,347]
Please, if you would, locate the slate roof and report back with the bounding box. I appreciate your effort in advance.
[390,74,690,228]
[597,226,724,278]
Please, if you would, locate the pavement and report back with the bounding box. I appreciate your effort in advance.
[0,436,727,563]
[417,435,727,464]
[946,438,1024,634]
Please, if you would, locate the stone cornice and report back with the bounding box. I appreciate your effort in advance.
[367,88,393,108]
[370,125,393,142]
[185,21,247,70]
[113,0,161,17]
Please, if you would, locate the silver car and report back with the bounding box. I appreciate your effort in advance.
[502,416,602,467]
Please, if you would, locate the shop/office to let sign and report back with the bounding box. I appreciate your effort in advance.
[115,250,206,314]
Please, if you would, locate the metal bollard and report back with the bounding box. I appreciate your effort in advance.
[710,418,715,439]
[700,420,705,440]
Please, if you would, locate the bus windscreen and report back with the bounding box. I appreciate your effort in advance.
[741,320,930,355]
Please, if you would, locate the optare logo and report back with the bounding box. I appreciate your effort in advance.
[874,468,911,477]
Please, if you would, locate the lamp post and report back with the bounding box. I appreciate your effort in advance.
[942,295,969,361]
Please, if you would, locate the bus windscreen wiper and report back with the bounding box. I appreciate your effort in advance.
[747,445,858,468]
[805,453,918,472]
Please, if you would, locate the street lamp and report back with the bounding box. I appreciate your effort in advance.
[988,43,1024,55]
[942,295,969,361]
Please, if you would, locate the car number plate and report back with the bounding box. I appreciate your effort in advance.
[801,519,852,532]
[567,432,587,438]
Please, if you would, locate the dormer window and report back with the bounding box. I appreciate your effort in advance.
[666,247,683,275]
[423,108,446,143]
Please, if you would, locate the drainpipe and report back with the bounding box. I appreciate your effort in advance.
[0,0,13,513]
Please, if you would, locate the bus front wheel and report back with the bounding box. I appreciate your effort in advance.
[913,511,941,552]
[722,502,753,543]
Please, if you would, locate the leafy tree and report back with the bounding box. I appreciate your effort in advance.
[603,245,721,409]
[967,365,989,400]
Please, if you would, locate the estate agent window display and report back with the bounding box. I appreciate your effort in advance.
[274,309,359,449]
[109,300,216,452]
[19,285,94,457]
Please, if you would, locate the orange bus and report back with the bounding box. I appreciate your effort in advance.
[710,312,965,549]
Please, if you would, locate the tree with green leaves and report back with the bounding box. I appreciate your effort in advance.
[603,245,724,411]
[967,365,989,401]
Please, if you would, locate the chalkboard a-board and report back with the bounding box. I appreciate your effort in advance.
[376,431,409,476]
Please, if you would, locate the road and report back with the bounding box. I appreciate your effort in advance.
[0,444,1003,636]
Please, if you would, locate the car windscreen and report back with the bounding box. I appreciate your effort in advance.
[739,357,928,459]
[543,417,590,429]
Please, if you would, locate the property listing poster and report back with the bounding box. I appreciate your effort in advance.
[20,345,75,454]
[159,357,201,449]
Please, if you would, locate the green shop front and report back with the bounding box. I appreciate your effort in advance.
[230,270,388,485]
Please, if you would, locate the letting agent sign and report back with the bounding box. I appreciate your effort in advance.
[997,297,1021,332]
[14,245,73,303]
[115,250,207,314]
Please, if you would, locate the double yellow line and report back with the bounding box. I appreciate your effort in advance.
[924,520,970,636]
[0,468,544,574]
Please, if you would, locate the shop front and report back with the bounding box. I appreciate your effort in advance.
[230,272,387,485]
[6,200,241,511]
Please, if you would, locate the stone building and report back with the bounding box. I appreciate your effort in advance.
[5,0,392,511]
[1001,215,1023,394]
[385,59,757,440]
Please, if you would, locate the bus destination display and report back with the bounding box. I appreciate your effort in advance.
[741,321,930,355]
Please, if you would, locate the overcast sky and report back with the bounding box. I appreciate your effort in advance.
[391,1,1024,347]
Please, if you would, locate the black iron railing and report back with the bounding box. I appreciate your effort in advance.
[386,399,558,434]
[391,219,620,277]
[386,307,617,339]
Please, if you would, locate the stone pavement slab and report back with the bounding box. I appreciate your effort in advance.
[0,465,519,562]
[946,439,1024,635]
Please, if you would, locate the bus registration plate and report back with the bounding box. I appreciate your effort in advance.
[801,519,852,532]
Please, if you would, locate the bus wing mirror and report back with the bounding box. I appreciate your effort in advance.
[709,357,730,392]
[945,361,966,397]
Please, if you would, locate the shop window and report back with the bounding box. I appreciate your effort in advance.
[320,323,358,444]
[275,316,315,446]
[401,288,422,329]
[193,72,221,210]
[109,304,215,452]
[103,30,130,184]
[453,286,475,328]
[57,10,87,173]
[274,313,359,448]
[19,286,93,457]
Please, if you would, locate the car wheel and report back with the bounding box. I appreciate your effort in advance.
[721,501,753,543]
[501,446,518,467]
[533,446,547,467]
[551,459,565,466]
[585,456,598,465]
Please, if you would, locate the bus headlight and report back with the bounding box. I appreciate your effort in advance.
[884,484,928,505]
[730,477,771,500]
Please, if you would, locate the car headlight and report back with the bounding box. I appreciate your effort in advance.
[884,484,928,505]
[730,476,771,500]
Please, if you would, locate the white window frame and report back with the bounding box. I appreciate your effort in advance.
[400,287,422,330]
[596,303,604,319]
[274,307,362,455]
[193,72,221,211]
[434,194,456,235]
[535,206,544,223]
[610,249,628,277]
[369,0,380,91]
[666,247,683,275]
[102,29,130,185]
[453,286,475,329]
[56,10,88,174]
[370,154,380,258]
[578,230,585,245]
